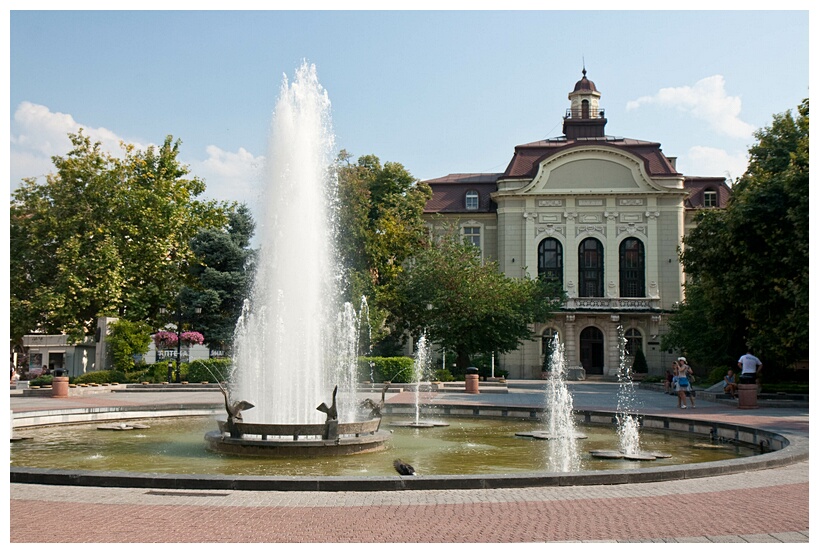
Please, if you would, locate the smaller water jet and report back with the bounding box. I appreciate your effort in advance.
[517,335,584,472]
[390,334,449,428]
[591,325,669,461]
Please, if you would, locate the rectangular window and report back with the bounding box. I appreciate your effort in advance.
[704,190,717,208]
[463,226,481,249]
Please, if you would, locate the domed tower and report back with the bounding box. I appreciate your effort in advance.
[562,67,607,139]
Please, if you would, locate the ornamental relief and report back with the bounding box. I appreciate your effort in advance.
[619,198,645,206]
[616,223,647,237]
[575,225,605,237]
[535,224,565,238]
[538,199,563,207]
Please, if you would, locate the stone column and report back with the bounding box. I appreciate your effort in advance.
[564,314,577,367]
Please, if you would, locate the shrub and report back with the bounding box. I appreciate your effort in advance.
[108,319,152,374]
[631,349,648,373]
[29,374,54,387]
[74,370,128,385]
[707,366,733,386]
[432,368,455,382]
[358,357,415,383]
[185,358,232,382]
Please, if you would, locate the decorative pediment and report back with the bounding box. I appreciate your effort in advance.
[518,147,667,195]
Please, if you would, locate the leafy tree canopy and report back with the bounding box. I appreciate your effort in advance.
[394,229,565,369]
[10,131,229,341]
[665,99,808,374]
[181,203,256,353]
[335,151,432,353]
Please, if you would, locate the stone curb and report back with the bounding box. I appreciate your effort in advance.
[10,403,808,492]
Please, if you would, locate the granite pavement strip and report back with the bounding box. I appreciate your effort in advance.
[9,381,810,544]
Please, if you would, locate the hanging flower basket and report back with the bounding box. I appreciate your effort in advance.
[181,331,205,346]
[154,331,178,350]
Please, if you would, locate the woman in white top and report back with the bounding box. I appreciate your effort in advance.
[673,357,695,409]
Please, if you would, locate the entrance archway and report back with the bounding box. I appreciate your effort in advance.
[579,326,605,375]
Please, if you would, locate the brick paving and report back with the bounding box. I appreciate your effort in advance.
[9,381,810,543]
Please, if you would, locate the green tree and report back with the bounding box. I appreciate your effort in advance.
[10,131,228,341]
[107,319,153,375]
[335,152,432,353]
[394,230,565,370]
[182,203,256,354]
[666,99,808,375]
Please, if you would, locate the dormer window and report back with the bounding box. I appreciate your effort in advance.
[465,190,479,210]
[703,189,718,208]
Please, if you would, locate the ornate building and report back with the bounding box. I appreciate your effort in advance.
[423,71,731,378]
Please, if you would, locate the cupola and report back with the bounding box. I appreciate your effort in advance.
[562,67,607,139]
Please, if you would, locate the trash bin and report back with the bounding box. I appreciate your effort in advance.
[737,383,758,409]
[465,366,480,394]
[51,370,69,398]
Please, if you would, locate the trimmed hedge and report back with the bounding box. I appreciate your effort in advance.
[74,370,128,385]
[358,356,415,383]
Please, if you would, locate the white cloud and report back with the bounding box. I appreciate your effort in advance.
[679,145,749,182]
[10,101,148,188]
[189,145,265,208]
[9,102,265,211]
[626,75,756,139]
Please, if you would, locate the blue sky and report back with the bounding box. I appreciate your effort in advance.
[7,6,812,217]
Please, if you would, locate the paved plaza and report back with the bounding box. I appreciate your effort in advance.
[9,381,810,544]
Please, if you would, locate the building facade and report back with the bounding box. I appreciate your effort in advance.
[422,71,731,379]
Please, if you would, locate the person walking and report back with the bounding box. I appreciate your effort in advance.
[673,357,695,409]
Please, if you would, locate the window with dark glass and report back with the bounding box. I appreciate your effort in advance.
[619,238,645,297]
[703,189,717,208]
[625,328,642,356]
[463,226,481,250]
[465,190,479,210]
[541,328,559,371]
[578,238,604,297]
[537,238,563,285]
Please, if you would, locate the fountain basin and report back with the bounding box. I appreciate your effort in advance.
[206,418,389,456]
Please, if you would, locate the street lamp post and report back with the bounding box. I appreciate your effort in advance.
[160,302,201,383]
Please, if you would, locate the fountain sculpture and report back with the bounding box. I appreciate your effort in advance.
[205,62,388,456]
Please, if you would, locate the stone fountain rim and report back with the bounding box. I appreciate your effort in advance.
[10,404,808,492]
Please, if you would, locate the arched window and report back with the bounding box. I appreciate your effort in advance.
[465,190,479,210]
[625,328,642,356]
[578,238,604,297]
[537,238,563,285]
[581,99,590,119]
[541,328,559,371]
[619,238,645,297]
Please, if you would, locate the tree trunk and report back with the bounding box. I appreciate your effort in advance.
[456,349,471,371]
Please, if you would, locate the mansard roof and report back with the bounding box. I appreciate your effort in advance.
[683,176,732,209]
[501,135,681,180]
[423,173,500,213]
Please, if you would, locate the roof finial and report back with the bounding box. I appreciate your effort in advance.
[582,56,586,77]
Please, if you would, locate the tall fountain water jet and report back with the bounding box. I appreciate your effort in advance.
[615,324,642,455]
[543,335,582,472]
[230,62,350,425]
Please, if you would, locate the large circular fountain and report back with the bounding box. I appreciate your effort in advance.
[206,62,389,456]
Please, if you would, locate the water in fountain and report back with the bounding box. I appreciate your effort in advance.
[544,335,581,472]
[413,333,432,424]
[231,62,359,424]
[615,324,642,455]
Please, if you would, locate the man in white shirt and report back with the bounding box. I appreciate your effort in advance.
[738,350,763,385]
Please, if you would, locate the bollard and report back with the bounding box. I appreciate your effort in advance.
[51,375,70,398]
[465,366,480,394]
[737,383,758,409]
